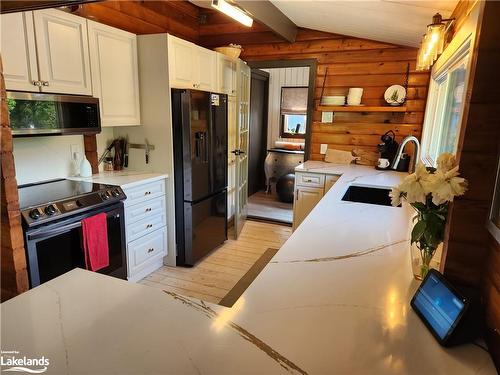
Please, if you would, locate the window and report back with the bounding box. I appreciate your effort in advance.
[488,155,500,243]
[280,87,308,138]
[421,37,471,166]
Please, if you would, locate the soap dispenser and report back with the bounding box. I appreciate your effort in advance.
[80,154,93,177]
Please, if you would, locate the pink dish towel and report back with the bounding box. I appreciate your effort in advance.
[81,213,109,272]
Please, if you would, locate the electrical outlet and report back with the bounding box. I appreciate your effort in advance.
[70,144,82,161]
[320,144,328,154]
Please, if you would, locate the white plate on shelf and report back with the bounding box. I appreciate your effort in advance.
[321,96,345,105]
[384,85,406,106]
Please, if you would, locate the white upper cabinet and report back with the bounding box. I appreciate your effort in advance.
[0,12,39,91]
[88,20,140,126]
[168,34,196,89]
[195,47,216,91]
[33,9,92,95]
[167,34,217,91]
[217,54,236,96]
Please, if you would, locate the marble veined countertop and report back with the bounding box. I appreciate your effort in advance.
[69,170,168,189]
[1,162,495,374]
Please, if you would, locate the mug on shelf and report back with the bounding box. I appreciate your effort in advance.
[347,87,363,105]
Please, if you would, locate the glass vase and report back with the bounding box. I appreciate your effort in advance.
[410,243,441,280]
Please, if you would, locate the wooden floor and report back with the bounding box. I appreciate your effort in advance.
[248,190,293,224]
[139,220,292,304]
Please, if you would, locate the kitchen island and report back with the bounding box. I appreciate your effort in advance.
[1,163,495,374]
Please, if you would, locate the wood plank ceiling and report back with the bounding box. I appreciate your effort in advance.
[74,1,201,41]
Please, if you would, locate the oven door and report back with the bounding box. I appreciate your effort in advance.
[25,202,127,287]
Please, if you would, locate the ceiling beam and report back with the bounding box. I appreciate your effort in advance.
[192,0,297,42]
[235,0,297,42]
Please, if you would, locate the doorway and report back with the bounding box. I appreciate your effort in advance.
[248,69,269,196]
[246,60,316,225]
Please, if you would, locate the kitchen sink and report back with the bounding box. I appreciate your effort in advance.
[341,185,399,207]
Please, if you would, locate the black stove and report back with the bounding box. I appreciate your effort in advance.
[19,179,126,227]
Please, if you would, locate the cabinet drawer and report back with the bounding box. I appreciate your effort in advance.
[125,195,166,225]
[126,211,166,242]
[123,179,165,207]
[295,172,325,188]
[324,174,340,193]
[128,227,167,272]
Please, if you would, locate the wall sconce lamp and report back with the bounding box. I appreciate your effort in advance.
[416,13,455,71]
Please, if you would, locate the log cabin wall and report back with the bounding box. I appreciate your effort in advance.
[483,232,500,367]
[439,0,500,364]
[0,58,29,301]
[199,10,430,162]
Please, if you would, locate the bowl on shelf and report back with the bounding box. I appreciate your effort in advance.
[214,45,242,59]
[321,95,345,106]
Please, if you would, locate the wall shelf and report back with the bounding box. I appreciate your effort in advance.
[317,105,407,113]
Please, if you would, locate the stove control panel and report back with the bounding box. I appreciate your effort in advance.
[21,185,127,227]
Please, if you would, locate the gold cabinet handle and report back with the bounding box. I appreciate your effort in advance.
[42,81,49,86]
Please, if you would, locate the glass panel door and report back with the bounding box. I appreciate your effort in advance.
[234,63,250,239]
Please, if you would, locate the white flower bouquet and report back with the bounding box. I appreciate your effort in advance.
[390,153,468,279]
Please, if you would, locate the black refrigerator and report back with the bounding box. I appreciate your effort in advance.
[172,89,228,266]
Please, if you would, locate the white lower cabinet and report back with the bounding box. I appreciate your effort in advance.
[325,175,340,193]
[128,227,167,280]
[293,186,323,231]
[122,178,168,282]
[293,171,340,231]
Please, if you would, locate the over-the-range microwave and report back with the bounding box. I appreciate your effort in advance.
[7,91,101,137]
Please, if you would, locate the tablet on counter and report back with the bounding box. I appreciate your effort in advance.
[411,269,470,346]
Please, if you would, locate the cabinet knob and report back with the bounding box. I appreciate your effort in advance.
[148,248,154,253]
[146,224,153,228]
[32,80,42,87]
[145,208,152,212]
[41,81,49,86]
[144,191,151,196]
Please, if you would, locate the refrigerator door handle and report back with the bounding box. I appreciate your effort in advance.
[203,132,209,163]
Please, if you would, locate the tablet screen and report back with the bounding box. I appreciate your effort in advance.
[412,271,466,340]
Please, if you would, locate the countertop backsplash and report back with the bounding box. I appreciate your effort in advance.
[13,128,115,185]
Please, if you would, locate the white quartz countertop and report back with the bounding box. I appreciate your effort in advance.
[69,170,168,189]
[2,163,494,374]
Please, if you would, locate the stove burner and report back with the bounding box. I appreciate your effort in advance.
[18,179,126,227]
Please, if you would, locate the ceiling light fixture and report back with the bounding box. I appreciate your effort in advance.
[416,13,455,71]
[211,0,253,27]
